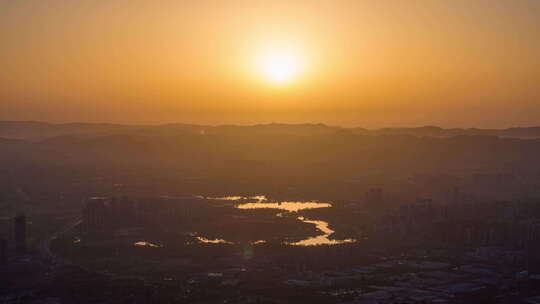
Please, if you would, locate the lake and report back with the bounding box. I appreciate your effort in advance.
[200,195,355,246]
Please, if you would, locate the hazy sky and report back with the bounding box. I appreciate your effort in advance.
[1,0,539,127]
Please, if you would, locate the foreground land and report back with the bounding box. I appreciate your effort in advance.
[2,123,540,303]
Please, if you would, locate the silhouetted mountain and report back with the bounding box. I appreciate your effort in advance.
[0,121,139,141]
[1,124,539,189]
[3,121,540,203]
[352,126,540,138]
[3,121,540,141]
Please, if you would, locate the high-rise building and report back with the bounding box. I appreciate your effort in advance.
[82,198,108,232]
[14,214,26,254]
[0,238,6,264]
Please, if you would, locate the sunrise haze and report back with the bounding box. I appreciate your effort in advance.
[1,0,539,127]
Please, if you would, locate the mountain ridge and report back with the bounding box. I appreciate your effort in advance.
[2,121,540,141]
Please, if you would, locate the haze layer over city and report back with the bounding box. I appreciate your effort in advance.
[2,1,540,304]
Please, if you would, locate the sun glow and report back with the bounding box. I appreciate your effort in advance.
[256,45,304,85]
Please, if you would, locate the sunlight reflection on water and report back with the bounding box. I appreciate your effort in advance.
[289,217,355,246]
[134,241,162,248]
[204,195,356,246]
[196,236,234,244]
[237,201,331,212]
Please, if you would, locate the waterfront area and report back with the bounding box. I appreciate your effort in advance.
[203,195,355,246]
[3,124,540,303]
[5,193,538,303]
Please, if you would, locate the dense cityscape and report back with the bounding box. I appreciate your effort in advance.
[2,122,540,303]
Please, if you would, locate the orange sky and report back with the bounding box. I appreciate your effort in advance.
[1,0,539,127]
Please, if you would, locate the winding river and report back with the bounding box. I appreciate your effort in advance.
[202,196,355,246]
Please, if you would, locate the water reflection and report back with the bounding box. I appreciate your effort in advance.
[289,217,355,246]
[134,241,161,248]
[210,196,355,246]
[237,201,331,212]
[196,236,234,244]
[201,195,356,246]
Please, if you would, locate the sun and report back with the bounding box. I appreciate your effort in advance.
[255,46,304,85]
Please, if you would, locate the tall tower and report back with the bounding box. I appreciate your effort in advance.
[14,214,26,254]
[0,238,6,264]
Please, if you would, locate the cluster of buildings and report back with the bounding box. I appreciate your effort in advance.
[367,188,540,275]
[288,259,512,303]
[0,214,27,265]
[377,201,539,242]
[82,197,138,232]
[82,196,196,233]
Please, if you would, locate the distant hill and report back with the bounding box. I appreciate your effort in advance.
[0,121,140,141]
[2,121,540,141]
[352,126,540,138]
[1,123,539,178]
[1,122,540,201]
